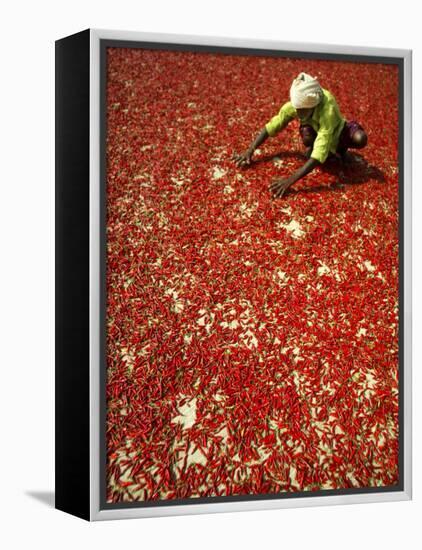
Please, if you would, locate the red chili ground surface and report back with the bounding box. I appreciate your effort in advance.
[105,47,399,502]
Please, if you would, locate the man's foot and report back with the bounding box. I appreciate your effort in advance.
[339,150,355,164]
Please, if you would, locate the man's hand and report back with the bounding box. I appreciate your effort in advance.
[269,175,296,199]
[232,128,269,168]
[232,148,254,168]
[269,158,319,198]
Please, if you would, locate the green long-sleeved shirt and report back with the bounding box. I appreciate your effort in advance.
[265,88,346,163]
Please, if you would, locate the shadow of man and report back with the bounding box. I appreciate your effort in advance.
[251,150,386,195]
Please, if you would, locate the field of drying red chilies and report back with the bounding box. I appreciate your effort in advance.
[105,47,399,503]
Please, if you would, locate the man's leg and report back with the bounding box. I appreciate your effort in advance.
[337,121,368,162]
[299,125,317,159]
[300,124,317,147]
[351,129,368,148]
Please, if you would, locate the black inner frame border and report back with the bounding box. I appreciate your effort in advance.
[99,38,405,511]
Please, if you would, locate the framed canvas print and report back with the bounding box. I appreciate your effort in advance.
[55,28,412,521]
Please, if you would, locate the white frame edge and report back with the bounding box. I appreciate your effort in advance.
[89,28,412,521]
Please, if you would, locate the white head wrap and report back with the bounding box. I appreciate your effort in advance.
[290,72,323,109]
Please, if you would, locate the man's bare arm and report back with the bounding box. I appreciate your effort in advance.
[232,128,269,167]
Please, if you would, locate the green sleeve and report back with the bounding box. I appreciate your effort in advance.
[310,105,337,164]
[265,102,296,137]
